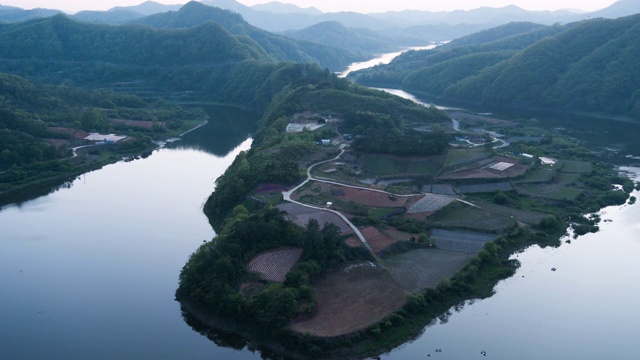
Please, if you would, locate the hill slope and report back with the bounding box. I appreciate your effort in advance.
[351,16,640,119]
[131,1,365,70]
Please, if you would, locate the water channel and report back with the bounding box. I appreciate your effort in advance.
[1,51,640,359]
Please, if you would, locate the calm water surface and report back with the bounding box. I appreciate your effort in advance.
[0,108,263,360]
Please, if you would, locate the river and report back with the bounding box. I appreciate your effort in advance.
[2,53,640,360]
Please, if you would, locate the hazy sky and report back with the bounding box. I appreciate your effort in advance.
[3,0,619,14]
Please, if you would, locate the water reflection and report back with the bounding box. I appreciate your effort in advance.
[181,308,287,360]
[170,106,259,157]
[0,176,78,209]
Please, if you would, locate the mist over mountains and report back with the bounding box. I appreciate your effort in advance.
[3,0,640,35]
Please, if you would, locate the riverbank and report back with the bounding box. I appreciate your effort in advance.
[0,118,207,208]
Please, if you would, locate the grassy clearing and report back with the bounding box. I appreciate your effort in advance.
[444,147,491,169]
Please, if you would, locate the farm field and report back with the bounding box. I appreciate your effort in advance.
[515,167,556,184]
[516,183,583,201]
[430,228,497,254]
[468,199,549,225]
[560,160,592,173]
[358,153,446,178]
[443,147,491,169]
[276,203,353,233]
[439,156,527,180]
[556,172,581,185]
[407,194,455,213]
[290,263,407,337]
[428,184,457,195]
[293,181,409,208]
[247,247,303,283]
[428,203,516,232]
[386,249,473,291]
[360,226,401,253]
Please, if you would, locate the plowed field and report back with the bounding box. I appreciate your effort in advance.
[247,247,303,283]
[290,263,406,337]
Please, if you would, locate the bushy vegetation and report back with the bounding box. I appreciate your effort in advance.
[177,207,368,331]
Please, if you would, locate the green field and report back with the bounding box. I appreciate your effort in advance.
[358,153,447,177]
[560,160,592,173]
[515,167,556,183]
[444,148,491,169]
[427,202,516,232]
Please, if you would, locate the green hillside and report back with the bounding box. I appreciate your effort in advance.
[351,15,640,119]
[131,1,365,70]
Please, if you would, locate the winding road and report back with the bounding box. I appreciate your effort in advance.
[281,144,479,255]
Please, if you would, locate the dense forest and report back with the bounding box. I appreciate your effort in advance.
[350,15,640,119]
[130,1,366,71]
[0,7,360,100]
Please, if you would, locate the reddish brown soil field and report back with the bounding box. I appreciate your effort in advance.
[334,185,407,207]
[247,247,303,283]
[344,236,362,248]
[294,182,408,208]
[360,226,399,253]
[290,263,406,337]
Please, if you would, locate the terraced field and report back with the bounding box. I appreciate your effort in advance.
[247,247,303,283]
[407,194,455,213]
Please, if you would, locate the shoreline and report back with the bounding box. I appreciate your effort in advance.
[0,119,209,208]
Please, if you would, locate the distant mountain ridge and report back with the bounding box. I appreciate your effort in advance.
[350,15,640,120]
[130,1,365,70]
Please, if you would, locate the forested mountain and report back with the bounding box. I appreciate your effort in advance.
[0,12,360,100]
[282,21,398,53]
[131,1,365,70]
[351,15,640,119]
[590,0,640,18]
[0,5,60,22]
